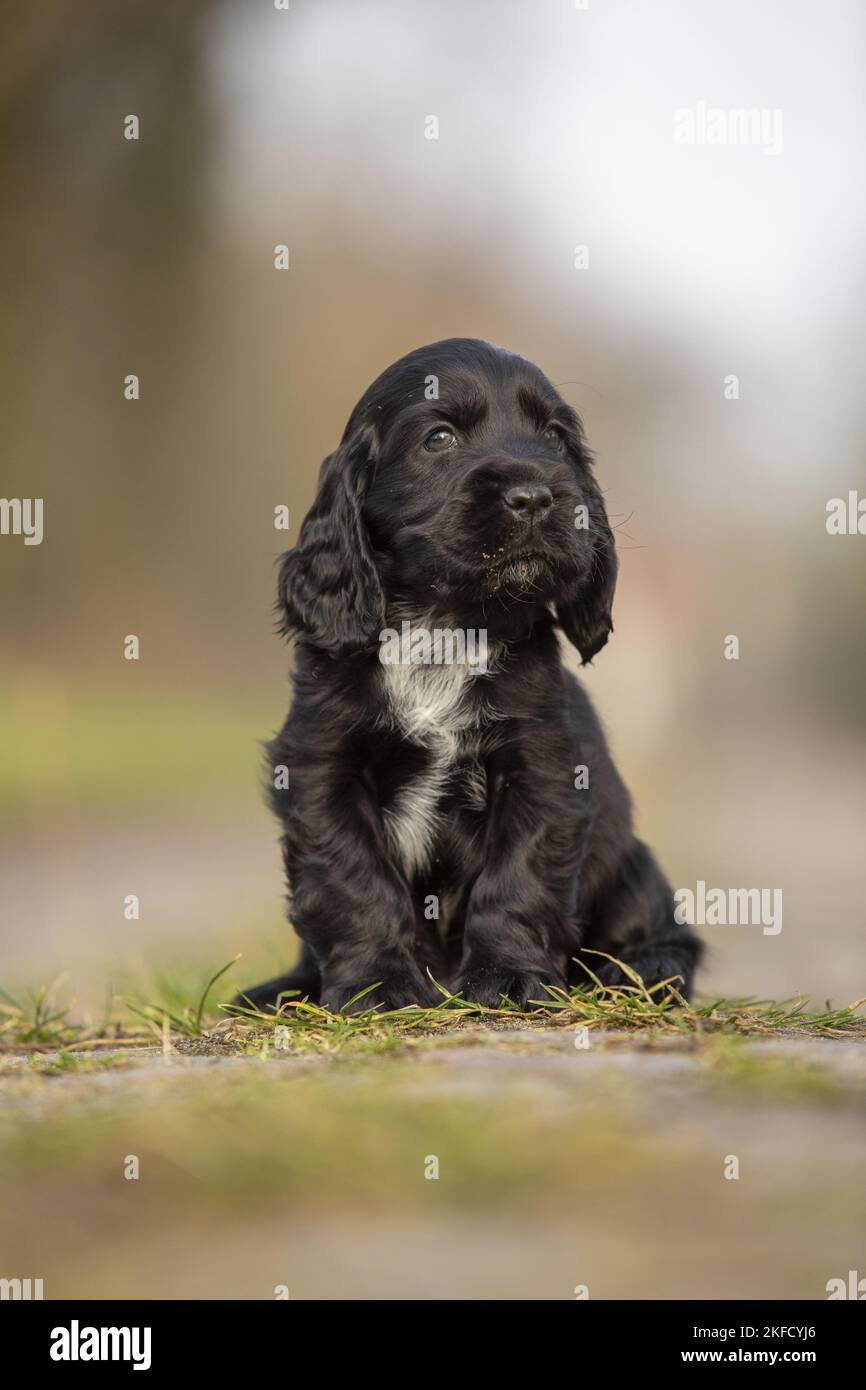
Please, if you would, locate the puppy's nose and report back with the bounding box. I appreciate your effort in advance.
[503,483,553,517]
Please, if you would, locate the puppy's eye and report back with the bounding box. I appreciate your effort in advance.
[424,427,456,452]
[543,426,564,450]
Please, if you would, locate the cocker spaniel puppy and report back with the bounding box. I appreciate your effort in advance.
[238,339,702,1013]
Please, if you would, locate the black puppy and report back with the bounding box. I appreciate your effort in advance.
[238,339,702,1013]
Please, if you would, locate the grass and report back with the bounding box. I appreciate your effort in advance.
[126,955,241,1039]
[1,957,863,1301]
[217,949,866,1054]
[25,1049,135,1076]
[1,1020,860,1208]
[1,951,864,1059]
[0,675,274,822]
[0,1013,861,1276]
[700,1032,846,1101]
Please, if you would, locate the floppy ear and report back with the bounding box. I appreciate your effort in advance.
[276,427,385,655]
[556,471,618,665]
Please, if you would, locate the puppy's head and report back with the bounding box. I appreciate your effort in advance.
[278,338,617,662]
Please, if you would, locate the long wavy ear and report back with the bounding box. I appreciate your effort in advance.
[556,470,618,665]
[276,427,384,655]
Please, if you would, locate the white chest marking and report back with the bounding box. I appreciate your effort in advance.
[379,655,490,878]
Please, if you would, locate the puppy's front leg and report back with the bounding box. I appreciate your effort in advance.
[283,760,440,1014]
[455,764,584,1009]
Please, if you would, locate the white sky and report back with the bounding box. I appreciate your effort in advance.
[206,0,866,498]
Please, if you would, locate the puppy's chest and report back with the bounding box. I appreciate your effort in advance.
[376,660,491,877]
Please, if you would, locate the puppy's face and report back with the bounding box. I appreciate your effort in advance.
[361,341,595,614]
[280,338,617,662]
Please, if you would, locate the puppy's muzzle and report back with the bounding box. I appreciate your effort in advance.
[503,482,554,518]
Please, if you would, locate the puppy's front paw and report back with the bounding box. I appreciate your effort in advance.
[455,965,564,1011]
[320,963,441,1015]
[589,947,696,999]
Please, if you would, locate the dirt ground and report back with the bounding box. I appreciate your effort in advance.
[1,1023,863,1300]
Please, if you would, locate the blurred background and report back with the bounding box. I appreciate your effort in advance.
[1,0,865,1011]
